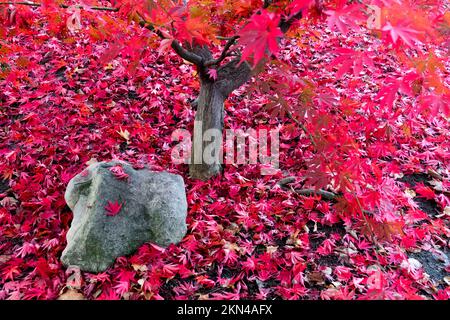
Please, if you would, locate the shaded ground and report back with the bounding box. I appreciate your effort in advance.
[399,173,441,217]
[410,250,449,288]
[0,179,9,194]
[399,173,450,290]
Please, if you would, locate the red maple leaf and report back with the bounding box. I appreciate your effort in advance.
[420,93,450,116]
[382,22,421,47]
[324,3,362,34]
[288,0,315,14]
[415,183,435,200]
[173,15,214,45]
[113,281,129,296]
[238,9,283,67]
[361,217,405,241]
[329,48,375,79]
[105,200,124,216]
[109,165,129,181]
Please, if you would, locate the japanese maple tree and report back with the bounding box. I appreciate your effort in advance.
[1,0,447,180]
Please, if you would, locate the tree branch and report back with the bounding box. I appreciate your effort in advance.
[137,14,204,66]
[216,58,252,97]
[0,2,118,11]
[205,1,305,68]
[278,176,296,187]
[2,1,204,66]
[204,35,239,67]
[263,0,273,9]
[171,40,204,65]
[216,36,237,41]
[279,10,303,33]
[277,177,338,200]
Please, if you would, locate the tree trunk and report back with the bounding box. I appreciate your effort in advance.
[189,80,225,180]
[188,46,252,180]
[188,65,252,179]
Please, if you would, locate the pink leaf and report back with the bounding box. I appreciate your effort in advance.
[207,68,217,80]
[109,165,129,181]
[157,38,173,56]
[382,22,421,47]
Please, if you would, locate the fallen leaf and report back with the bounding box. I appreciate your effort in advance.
[105,200,124,216]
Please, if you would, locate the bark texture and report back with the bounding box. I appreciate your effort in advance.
[189,46,252,180]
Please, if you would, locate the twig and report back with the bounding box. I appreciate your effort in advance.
[291,188,337,201]
[278,177,338,200]
[216,36,239,41]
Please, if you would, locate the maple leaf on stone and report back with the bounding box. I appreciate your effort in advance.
[1,0,449,301]
[105,200,124,216]
[109,165,129,181]
[238,10,283,67]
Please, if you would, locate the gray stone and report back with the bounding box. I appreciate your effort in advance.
[61,160,187,272]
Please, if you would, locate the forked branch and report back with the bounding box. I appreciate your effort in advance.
[204,35,240,67]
